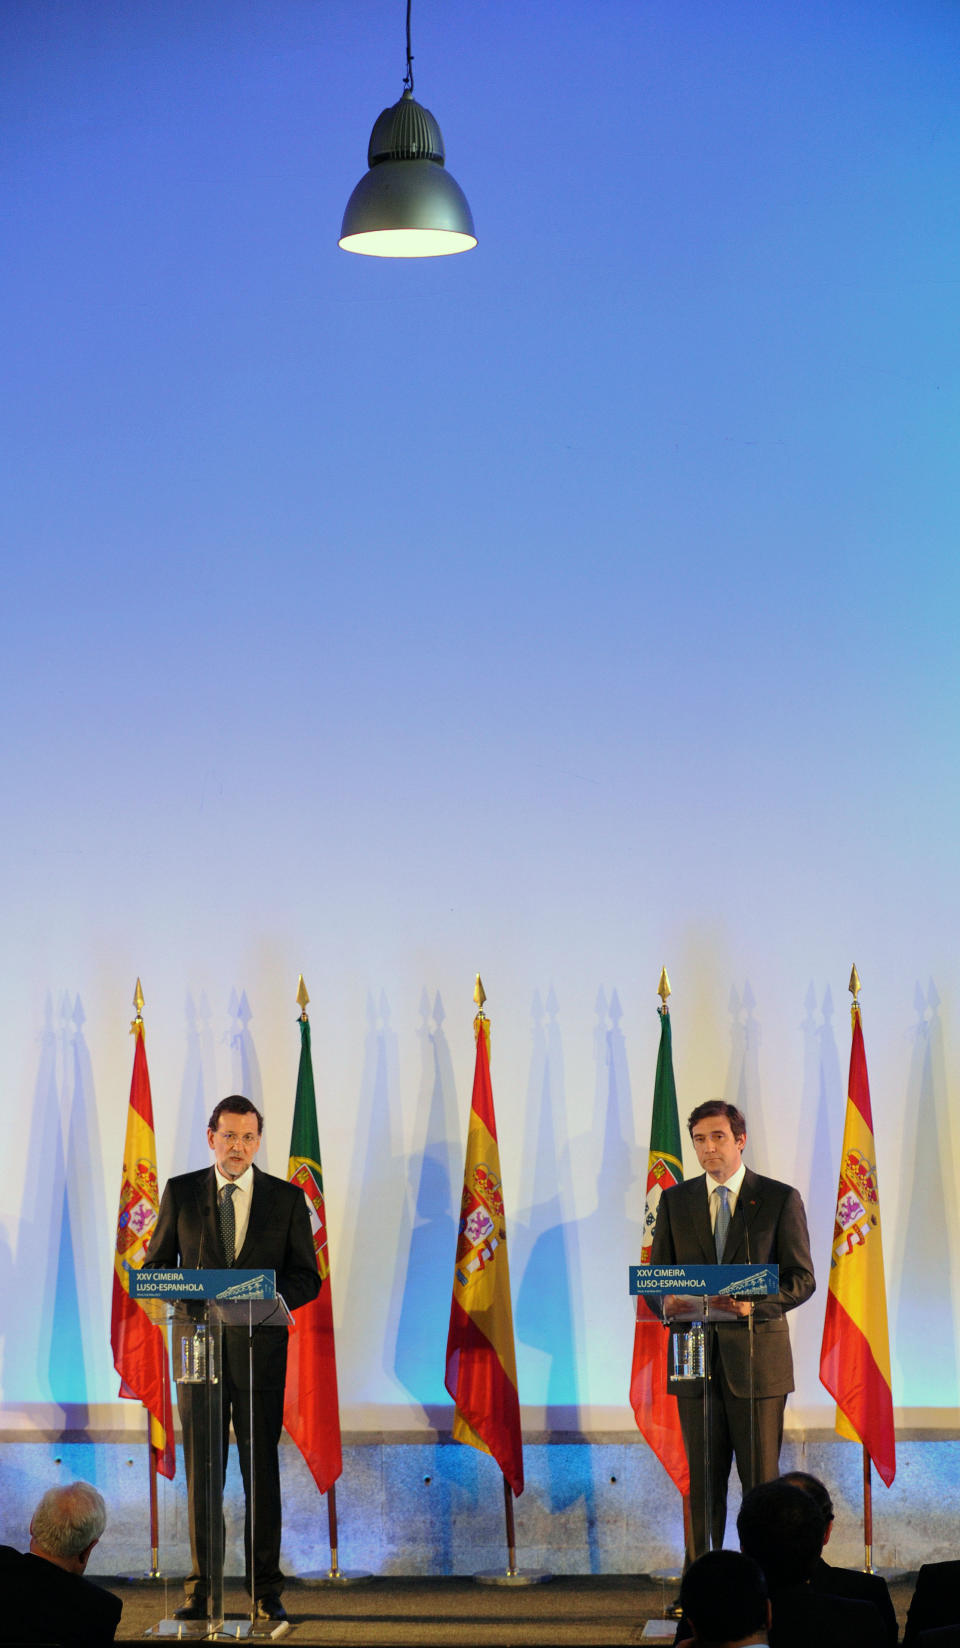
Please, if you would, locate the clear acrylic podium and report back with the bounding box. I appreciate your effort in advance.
[629,1262,779,1559]
[129,1268,292,1641]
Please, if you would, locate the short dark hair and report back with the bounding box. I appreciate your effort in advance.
[779,1470,833,1537]
[208,1096,264,1135]
[737,1479,824,1587]
[681,1549,768,1642]
[687,1101,747,1142]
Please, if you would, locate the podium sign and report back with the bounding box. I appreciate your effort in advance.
[129,1267,277,1301]
[628,1263,778,1299]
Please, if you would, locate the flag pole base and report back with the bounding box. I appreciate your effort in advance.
[301,1568,374,1586]
[646,1566,683,1618]
[474,1568,552,1585]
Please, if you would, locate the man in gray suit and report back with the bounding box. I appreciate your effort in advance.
[651,1101,815,1563]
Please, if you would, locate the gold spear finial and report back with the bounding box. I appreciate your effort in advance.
[473,974,489,1049]
[657,966,671,1004]
[849,964,861,1003]
[297,974,310,1019]
[131,977,145,1036]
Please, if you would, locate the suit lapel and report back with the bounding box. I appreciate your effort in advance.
[725,1167,761,1262]
[197,1167,224,1267]
[235,1164,269,1268]
[689,1177,715,1262]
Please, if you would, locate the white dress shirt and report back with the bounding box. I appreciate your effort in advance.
[705,1160,746,1234]
[214,1163,254,1256]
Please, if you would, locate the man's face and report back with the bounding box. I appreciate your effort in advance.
[691,1115,745,1183]
[208,1111,262,1180]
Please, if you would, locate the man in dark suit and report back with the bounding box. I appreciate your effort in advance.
[780,1469,897,1646]
[650,1101,815,1561]
[905,1561,960,1643]
[146,1095,320,1624]
[0,1480,122,1646]
[737,1480,888,1648]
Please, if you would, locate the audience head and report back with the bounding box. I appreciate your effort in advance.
[30,1481,107,1573]
[779,1470,834,1546]
[737,1479,824,1588]
[680,1550,770,1646]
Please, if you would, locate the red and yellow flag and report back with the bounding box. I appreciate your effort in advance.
[629,1001,689,1494]
[283,1010,343,1494]
[111,1012,175,1479]
[445,1012,524,1496]
[819,1000,896,1487]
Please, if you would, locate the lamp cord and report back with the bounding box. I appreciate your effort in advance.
[403,0,414,94]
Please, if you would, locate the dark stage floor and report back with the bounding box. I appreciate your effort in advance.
[96,1570,918,1645]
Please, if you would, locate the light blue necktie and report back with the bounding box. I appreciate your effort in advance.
[714,1184,730,1260]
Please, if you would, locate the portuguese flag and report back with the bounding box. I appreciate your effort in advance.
[629,1003,689,1494]
[283,1013,343,1494]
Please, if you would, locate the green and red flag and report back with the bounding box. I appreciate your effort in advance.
[629,1000,689,1494]
[283,1010,343,1494]
[111,1004,175,1479]
[819,995,896,1486]
[445,1009,524,1495]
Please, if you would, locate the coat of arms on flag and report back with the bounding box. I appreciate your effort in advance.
[832,1147,879,1263]
[116,1160,159,1258]
[456,1162,505,1285]
[290,1160,330,1281]
[642,1154,681,1258]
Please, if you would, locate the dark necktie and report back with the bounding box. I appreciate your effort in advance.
[714,1184,730,1260]
[219,1183,237,1265]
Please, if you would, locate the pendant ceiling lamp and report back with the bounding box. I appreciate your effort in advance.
[339,0,476,258]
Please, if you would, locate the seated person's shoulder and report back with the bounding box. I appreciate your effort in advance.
[771,1584,887,1648]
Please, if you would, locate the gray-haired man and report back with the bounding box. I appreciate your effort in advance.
[0,1480,122,1645]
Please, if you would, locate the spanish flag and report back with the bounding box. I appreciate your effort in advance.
[819,999,895,1486]
[445,1011,524,1496]
[110,1012,175,1479]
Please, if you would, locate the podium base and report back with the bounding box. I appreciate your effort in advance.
[147,1617,290,1641]
[641,1622,681,1644]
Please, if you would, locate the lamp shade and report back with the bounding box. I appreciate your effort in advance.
[339,89,476,257]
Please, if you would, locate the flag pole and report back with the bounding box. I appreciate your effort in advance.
[476,984,518,1579]
[123,979,167,1580]
[845,970,877,1574]
[147,1410,160,1579]
[819,966,895,1575]
[132,983,162,1579]
[502,1475,518,1576]
[299,976,343,1580]
[655,967,692,1562]
[290,977,371,1586]
[862,1445,874,1572]
[464,978,549,1588]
